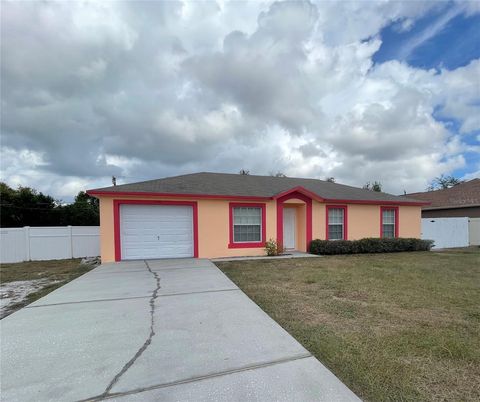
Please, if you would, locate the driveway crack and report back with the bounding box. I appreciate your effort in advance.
[101,260,160,397]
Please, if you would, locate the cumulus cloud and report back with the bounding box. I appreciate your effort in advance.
[1,0,479,200]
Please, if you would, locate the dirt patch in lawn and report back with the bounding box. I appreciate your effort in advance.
[0,259,95,318]
[216,249,480,402]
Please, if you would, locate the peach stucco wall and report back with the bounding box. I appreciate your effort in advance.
[197,199,277,258]
[99,197,115,262]
[98,195,277,262]
[97,195,422,262]
[397,206,422,238]
[311,203,422,240]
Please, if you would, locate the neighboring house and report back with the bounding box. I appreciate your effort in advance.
[405,179,480,218]
[87,172,427,261]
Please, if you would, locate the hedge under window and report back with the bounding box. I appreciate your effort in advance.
[328,208,345,240]
[382,209,396,238]
[233,207,262,242]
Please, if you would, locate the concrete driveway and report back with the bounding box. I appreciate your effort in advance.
[1,259,359,402]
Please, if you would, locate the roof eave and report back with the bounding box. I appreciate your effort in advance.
[422,203,480,211]
[85,190,272,201]
[87,188,429,206]
[323,198,430,206]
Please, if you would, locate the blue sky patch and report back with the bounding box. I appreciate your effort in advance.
[374,4,480,70]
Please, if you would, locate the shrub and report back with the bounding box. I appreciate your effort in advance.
[265,238,285,256]
[309,238,434,255]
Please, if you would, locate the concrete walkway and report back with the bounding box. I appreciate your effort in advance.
[212,250,321,262]
[1,259,359,402]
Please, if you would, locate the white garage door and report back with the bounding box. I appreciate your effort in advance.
[120,204,194,260]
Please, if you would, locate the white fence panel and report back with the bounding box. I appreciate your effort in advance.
[421,217,469,249]
[72,226,100,258]
[0,226,100,263]
[469,218,480,246]
[29,226,71,261]
[0,228,27,263]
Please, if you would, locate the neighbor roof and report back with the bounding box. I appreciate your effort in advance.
[88,172,427,205]
[404,178,480,210]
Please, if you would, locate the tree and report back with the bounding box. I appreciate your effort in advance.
[363,181,382,192]
[62,191,99,226]
[270,171,286,177]
[0,183,99,227]
[0,183,58,227]
[239,169,250,175]
[427,175,461,191]
[325,177,335,183]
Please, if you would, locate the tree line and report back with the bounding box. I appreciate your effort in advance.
[0,182,99,227]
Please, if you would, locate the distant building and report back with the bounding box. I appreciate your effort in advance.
[405,178,480,218]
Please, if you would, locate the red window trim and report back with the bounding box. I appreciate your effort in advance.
[228,203,266,248]
[380,206,399,238]
[326,205,348,240]
[113,199,199,261]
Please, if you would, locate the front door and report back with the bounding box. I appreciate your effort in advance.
[283,208,296,250]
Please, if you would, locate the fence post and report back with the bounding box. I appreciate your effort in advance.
[24,226,31,261]
[68,225,74,259]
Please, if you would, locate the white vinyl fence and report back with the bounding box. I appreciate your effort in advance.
[0,226,100,263]
[421,217,478,249]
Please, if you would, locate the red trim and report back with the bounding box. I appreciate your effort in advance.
[380,206,399,238]
[87,190,270,201]
[113,199,199,261]
[87,189,428,206]
[323,198,428,206]
[273,186,324,202]
[228,203,266,248]
[326,205,348,240]
[276,191,313,250]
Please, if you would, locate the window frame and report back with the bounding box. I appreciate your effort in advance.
[326,205,348,240]
[380,206,399,238]
[228,203,266,248]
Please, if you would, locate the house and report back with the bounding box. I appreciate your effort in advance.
[87,172,427,261]
[404,178,480,218]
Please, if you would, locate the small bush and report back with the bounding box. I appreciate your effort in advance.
[309,238,434,255]
[265,238,285,256]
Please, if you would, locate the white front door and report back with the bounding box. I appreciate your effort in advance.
[283,208,296,250]
[120,204,194,260]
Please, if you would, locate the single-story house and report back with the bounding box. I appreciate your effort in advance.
[404,178,480,218]
[87,172,428,261]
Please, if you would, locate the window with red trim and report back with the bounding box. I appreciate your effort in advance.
[229,203,266,248]
[381,207,398,238]
[326,206,347,240]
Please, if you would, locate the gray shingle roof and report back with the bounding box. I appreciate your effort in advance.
[88,172,426,204]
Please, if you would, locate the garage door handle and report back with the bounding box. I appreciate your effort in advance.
[157,236,160,240]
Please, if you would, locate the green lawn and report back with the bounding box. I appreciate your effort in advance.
[1,259,94,318]
[216,248,480,402]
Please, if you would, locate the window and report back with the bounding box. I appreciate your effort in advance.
[229,203,265,248]
[381,207,398,238]
[233,207,261,242]
[327,206,346,240]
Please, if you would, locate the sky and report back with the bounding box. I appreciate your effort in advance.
[1,0,479,202]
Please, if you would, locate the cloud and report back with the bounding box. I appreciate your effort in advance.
[1,0,478,200]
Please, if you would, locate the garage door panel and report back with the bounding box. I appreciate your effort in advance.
[120,205,194,260]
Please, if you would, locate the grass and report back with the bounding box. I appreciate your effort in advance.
[1,259,94,317]
[216,248,480,402]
